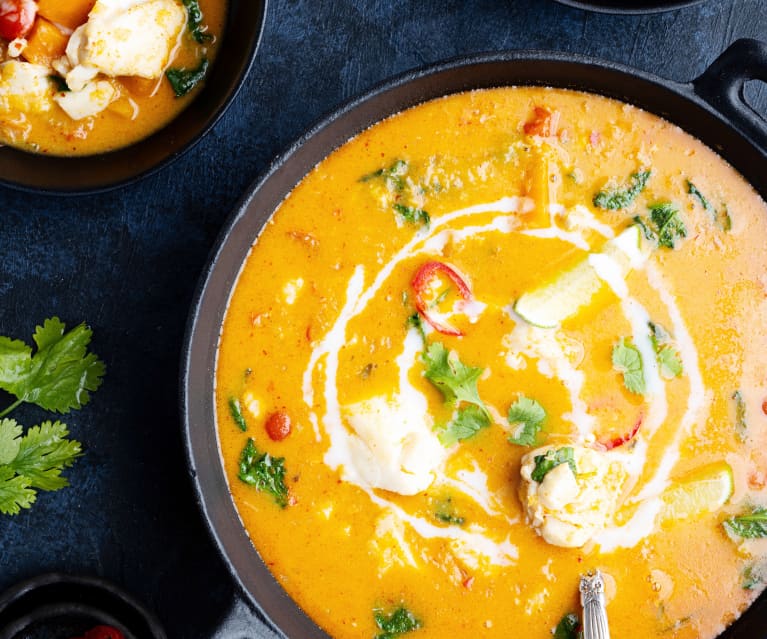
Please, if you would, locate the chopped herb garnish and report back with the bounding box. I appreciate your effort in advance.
[593,170,651,210]
[166,58,209,97]
[229,397,247,431]
[0,317,105,417]
[422,342,486,412]
[554,612,581,639]
[393,203,430,229]
[687,180,732,231]
[49,75,69,92]
[0,419,82,515]
[406,312,427,342]
[433,496,465,526]
[687,180,714,219]
[633,202,687,249]
[182,0,213,43]
[437,403,490,446]
[648,322,683,379]
[723,506,767,539]
[742,563,765,590]
[531,447,577,483]
[237,438,289,508]
[507,396,546,446]
[733,390,747,442]
[612,338,645,395]
[373,605,421,639]
[360,159,409,192]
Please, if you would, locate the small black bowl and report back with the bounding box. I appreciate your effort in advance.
[551,0,705,14]
[0,573,166,639]
[0,0,267,195]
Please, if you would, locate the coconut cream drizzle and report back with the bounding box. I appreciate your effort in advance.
[301,192,706,557]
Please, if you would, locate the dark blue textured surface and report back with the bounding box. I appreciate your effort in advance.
[0,1,765,638]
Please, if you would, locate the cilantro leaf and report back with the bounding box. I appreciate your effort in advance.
[393,203,430,229]
[612,338,645,395]
[229,397,247,432]
[166,58,209,97]
[0,467,35,515]
[507,396,546,446]
[723,506,767,539]
[374,605,421,639]
[633,203,687,249]
[237,438,289,508]
[0,318,105,416]
[554,612,581,639]
[0,418,22,465]
[181,0,213,43]
[0,420,82,515]
[531,447,577,483]
[422,342,485,409]
[732,390,747,442]
[437,404,490,446]
[406,312,427,342]
[593,170,651,210]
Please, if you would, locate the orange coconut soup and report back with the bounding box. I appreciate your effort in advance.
[0,0,225,155]
[216,88,767,638]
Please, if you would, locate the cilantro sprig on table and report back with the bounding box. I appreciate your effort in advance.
[422,342,491,446]
[0,419,82,515]
[0,317,105,417]
[0,317,103,516]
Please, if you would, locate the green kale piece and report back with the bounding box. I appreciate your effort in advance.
[593,170,651,210]
[238,438,289,508]
[166,58,209,97]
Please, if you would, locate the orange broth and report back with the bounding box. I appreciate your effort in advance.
[216,87,767,638]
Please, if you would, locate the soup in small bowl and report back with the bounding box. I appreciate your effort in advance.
[213,86,767,638]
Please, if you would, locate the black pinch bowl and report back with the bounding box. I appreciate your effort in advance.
[183,40,767,639]
[551,0,705,14]
[0,0,267,195]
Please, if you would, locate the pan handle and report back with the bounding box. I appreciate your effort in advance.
[693,38,767,153]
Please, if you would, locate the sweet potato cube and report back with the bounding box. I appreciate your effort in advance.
[37,0,96,30]
[22,18,69,66]
[119,76,158,98]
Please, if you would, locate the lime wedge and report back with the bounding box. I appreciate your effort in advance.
[514,225,646,328]
[659,462,734,523]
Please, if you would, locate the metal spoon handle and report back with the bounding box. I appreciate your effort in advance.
[580,570,610,639]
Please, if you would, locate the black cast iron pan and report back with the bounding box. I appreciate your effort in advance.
[182,39,767,639]
[0,0,267,195]
[551,0,705,14]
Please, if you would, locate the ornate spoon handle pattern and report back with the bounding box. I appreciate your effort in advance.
[580,570,610,639]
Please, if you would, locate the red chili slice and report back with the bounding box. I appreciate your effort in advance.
[411,261,473,336]
[597,414,643,451]
[0,0,37,41]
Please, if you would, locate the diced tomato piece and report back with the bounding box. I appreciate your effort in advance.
[72,626,125,639]
[597,414,642,450]
[523,107,561,138]
[411,261,473,336]
[265,410,292,441]
[0,0,37,41]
